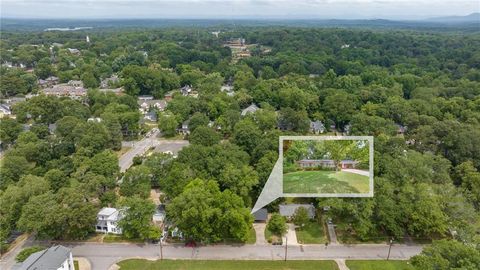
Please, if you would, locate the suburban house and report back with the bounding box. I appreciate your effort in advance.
[12,245,74,270]
[0,104,12,118]
[95,207,124,234]
[177,120,190,135]
[296,159,359,169]
[100,75,120,88]
[279,204,316,219]
[180,85,192,96]
[253,208,268,223]
[241,104,259,116]
[310,120,326,134]
[138,98,167,114]
[67,48,81,55]
[164,91,174,101]
[38,76,59,88]
[42,81,87,99]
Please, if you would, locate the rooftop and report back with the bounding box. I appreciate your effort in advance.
[12,245,71,270]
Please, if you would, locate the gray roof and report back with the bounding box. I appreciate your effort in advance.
[241,104,259,116]
[279,204,315,218]
[13,245,71,270]
[253,208,268,221]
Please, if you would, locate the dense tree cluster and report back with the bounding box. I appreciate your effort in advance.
[0,26,479,258]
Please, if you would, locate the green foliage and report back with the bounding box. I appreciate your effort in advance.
[410,240,480,270]
[267,213,287,236]
[167,179,253,243]
[118,197,157,240]
[189,126,221,146]
[120,165,152,198]
[0,118,23,144]
[16,246,45,262]
[292,207,311,228]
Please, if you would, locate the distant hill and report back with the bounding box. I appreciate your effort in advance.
[426,13,480,23]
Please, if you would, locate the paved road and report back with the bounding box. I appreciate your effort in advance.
[68,242,423,270]
[0,234,34,270]
[118,130,188,173]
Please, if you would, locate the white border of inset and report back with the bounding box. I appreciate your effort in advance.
[280,136,374,197]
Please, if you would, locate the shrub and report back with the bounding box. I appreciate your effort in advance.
[16,246,45,262]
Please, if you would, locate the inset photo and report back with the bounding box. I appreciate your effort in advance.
[281,136,373,197]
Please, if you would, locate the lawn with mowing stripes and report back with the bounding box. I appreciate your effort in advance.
[118,259,339,270]
[283,170,369,194]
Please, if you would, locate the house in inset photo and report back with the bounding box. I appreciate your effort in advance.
[283,139,371,194]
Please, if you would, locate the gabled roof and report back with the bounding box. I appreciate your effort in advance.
[253,208,268,221]
[279,204,315,218]
[241,104,259,116]
[13,245,71,270]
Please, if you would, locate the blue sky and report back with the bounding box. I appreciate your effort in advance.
[1,0,478,19]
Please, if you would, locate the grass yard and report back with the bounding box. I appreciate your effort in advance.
[283,170,369,194]
[103,234,144,243]
[295,221,327,244]
[265,226,282,245]
[118,259,339,270]
[223,227,256,245]
[346,260,414,270]
[335,221,389,244]
[74,260,79,270]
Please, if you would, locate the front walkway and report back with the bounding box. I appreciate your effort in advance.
[335,259,350,270]
[283,223,299,246]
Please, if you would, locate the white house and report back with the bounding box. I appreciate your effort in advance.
[95,207,124,234]
[12,245,74,270]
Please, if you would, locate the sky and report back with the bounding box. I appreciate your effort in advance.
[1,0,479,20]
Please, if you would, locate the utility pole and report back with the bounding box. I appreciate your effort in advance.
[387,238,393,260]
[159,237,163,260]
[284,235,288,261]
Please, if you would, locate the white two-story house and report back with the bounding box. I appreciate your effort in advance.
[95,207,124,234]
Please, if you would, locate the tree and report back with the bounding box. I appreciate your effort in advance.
[167,179,252,243]
[34,58,55,79]
[118,197,157,240]
[323,92,358,128]
[158,113,179,137]
[267,213,287,236]
[188,112,209,132]
[189,126,221,146]
[0,118,23,145]
[44,169,67,192]
[120,165,151,198]
[292,207,310,228]
[89,150,119,178]
[232,119,261,155]
[410,240,480,270]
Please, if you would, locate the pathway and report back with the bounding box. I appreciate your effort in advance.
[335,259,350,270]
[0,234,34,270]
[252,223,267,245]
[284,223,299,246]
[327,223,338,244]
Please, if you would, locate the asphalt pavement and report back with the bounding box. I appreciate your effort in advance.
[68,242,423,270]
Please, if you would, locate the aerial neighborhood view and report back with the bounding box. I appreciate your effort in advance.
[0,0,479,270]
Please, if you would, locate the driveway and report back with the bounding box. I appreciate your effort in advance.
[284,223,299,246]
[341,169,369,176]
[327,223,338,244]
[252,223,267,245]
[0,234,34,270]
[69,242,423,270]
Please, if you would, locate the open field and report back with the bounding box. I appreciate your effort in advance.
[346,260,414,270]
[283,170,369,194]
[118,259,339,270]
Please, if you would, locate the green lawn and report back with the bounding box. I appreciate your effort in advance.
[283,170,369,194]
[103,234,144,243]
[223,227,256,244]
[296,221,327,244]
[74,260,79,270]
[346,260,414,270]
[118,259,339,270]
